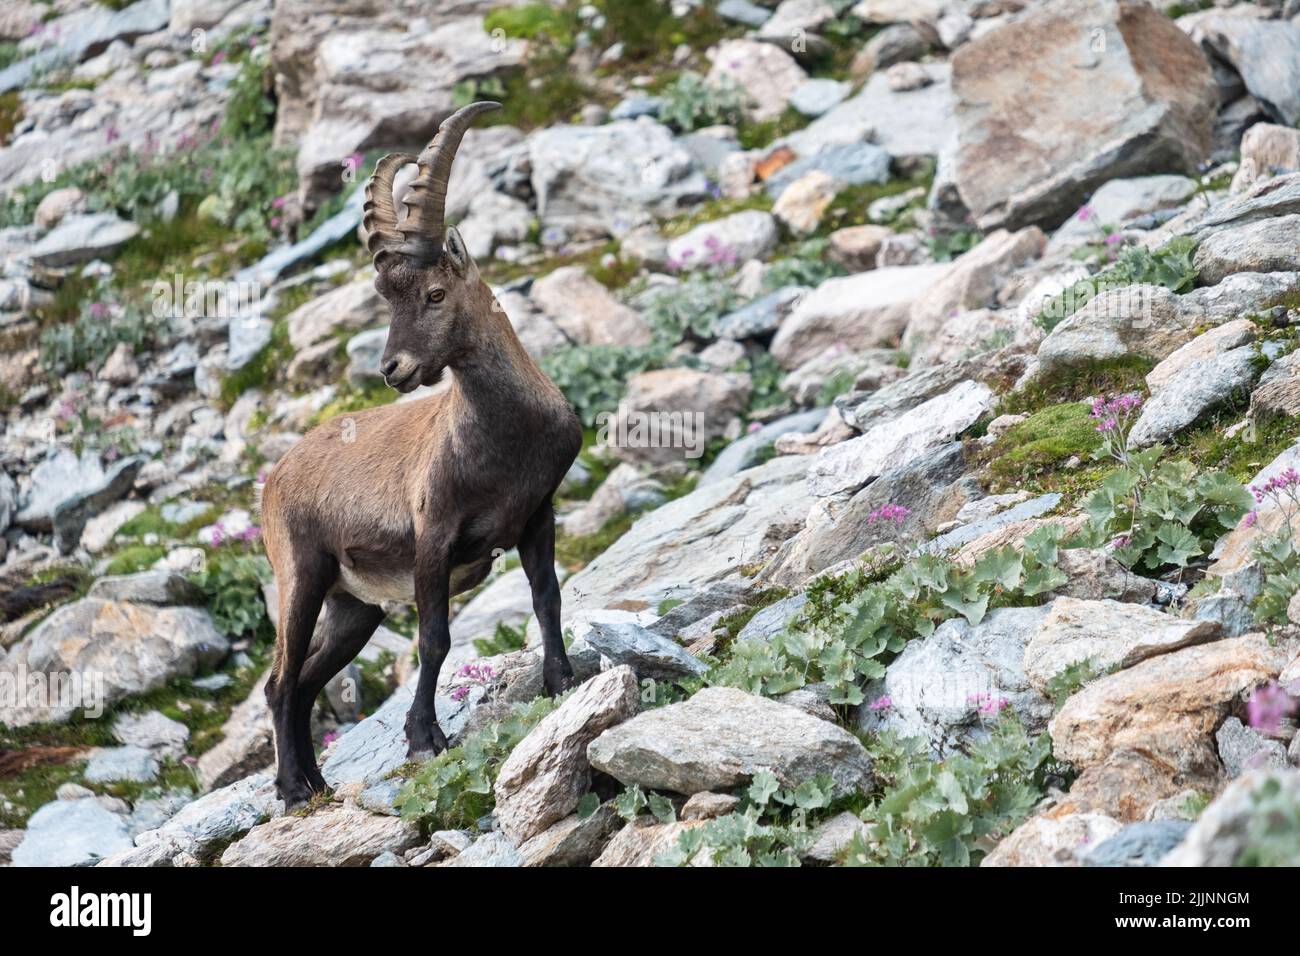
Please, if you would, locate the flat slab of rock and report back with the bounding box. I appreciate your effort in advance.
[577,623,707,681]
[494,666,639,844]
[29,212,139,267]
[1023,597,1222,694]
[587,686,873,797]
[221,804,421,867]
[84,745,159,784]
[807,380,992,498]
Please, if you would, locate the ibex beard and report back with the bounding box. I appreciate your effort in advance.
[258,102,582,807]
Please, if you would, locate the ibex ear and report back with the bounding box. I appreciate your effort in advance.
[443,226,471,278]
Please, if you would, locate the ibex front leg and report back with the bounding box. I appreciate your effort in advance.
[406,534,452,758]
[520,499,574,696]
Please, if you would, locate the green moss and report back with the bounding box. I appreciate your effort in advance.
[736,108,809,151]
[814,166,936,237]
[103,544,168,576]
[1174,409,1300,482]
[980,402,1106,491]
[998,356,1154,415]
[115,503,217,544]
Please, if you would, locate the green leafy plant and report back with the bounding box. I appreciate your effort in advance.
[1074,450,1252,572]
[761,238,844,292]
[395,695,558,829]
[40,291,160,376]
[189,551,272,639]
[657,72,743,132]
[845,715,1051,866]
[472,621,528,657]
[540,343,668,427]
[640,272,740,342]
[1236,775,1300,866]
[1244,467,1300,626]
[1036,236,1199,332]
[710,526,1068,706]
[657,771,837,867]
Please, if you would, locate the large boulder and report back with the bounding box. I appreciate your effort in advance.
[1189,12,1300,128]
[1050,635,1288,783]
[1023,598,1222,695]
[0,599,229,727]
[771,263,951,369]
[1193,215,1300,286]
[273,7,526,203]
[1033,272,1300,377]
[949,0,1215,230]
[12,798,132,867]
[605,367,751,466]
[903,227,1045,354]
[558,454,817,616]
[587,686,874,797]
[529,119,710,239]
[530,266,650,346]
[286,278,384,351]
[665,210,779,271]
[493,666,639,844]
[706,38,807,123]
[860,606,1055,753]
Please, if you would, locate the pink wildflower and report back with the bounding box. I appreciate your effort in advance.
[1247,682,1296,735]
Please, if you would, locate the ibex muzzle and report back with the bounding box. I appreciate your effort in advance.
[259,102,583,807]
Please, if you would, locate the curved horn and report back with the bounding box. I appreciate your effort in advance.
[364,152,416,270]
[399,101,501,260]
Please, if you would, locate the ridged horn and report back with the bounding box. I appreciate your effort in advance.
[398,101,501,261]
[364,152,416,270]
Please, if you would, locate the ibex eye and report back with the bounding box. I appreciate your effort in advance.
[427,289,445,304]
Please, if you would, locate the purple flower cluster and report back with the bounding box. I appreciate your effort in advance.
[867,695,892,712]
[449,662,497,702]
[967,692,1010,716]
[1090,392,1142,434]
[1250,467,1300,505]
[866,504,911,525]
[1246,681,1296,735]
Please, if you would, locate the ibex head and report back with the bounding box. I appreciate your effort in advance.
[364,101,500,393]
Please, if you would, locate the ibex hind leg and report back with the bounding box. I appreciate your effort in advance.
[266,550,336,807]
[291,591,387,792]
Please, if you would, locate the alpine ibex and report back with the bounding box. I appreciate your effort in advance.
[260,102,582,806]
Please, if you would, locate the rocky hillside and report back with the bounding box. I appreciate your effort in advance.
[2,0,1300,868]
